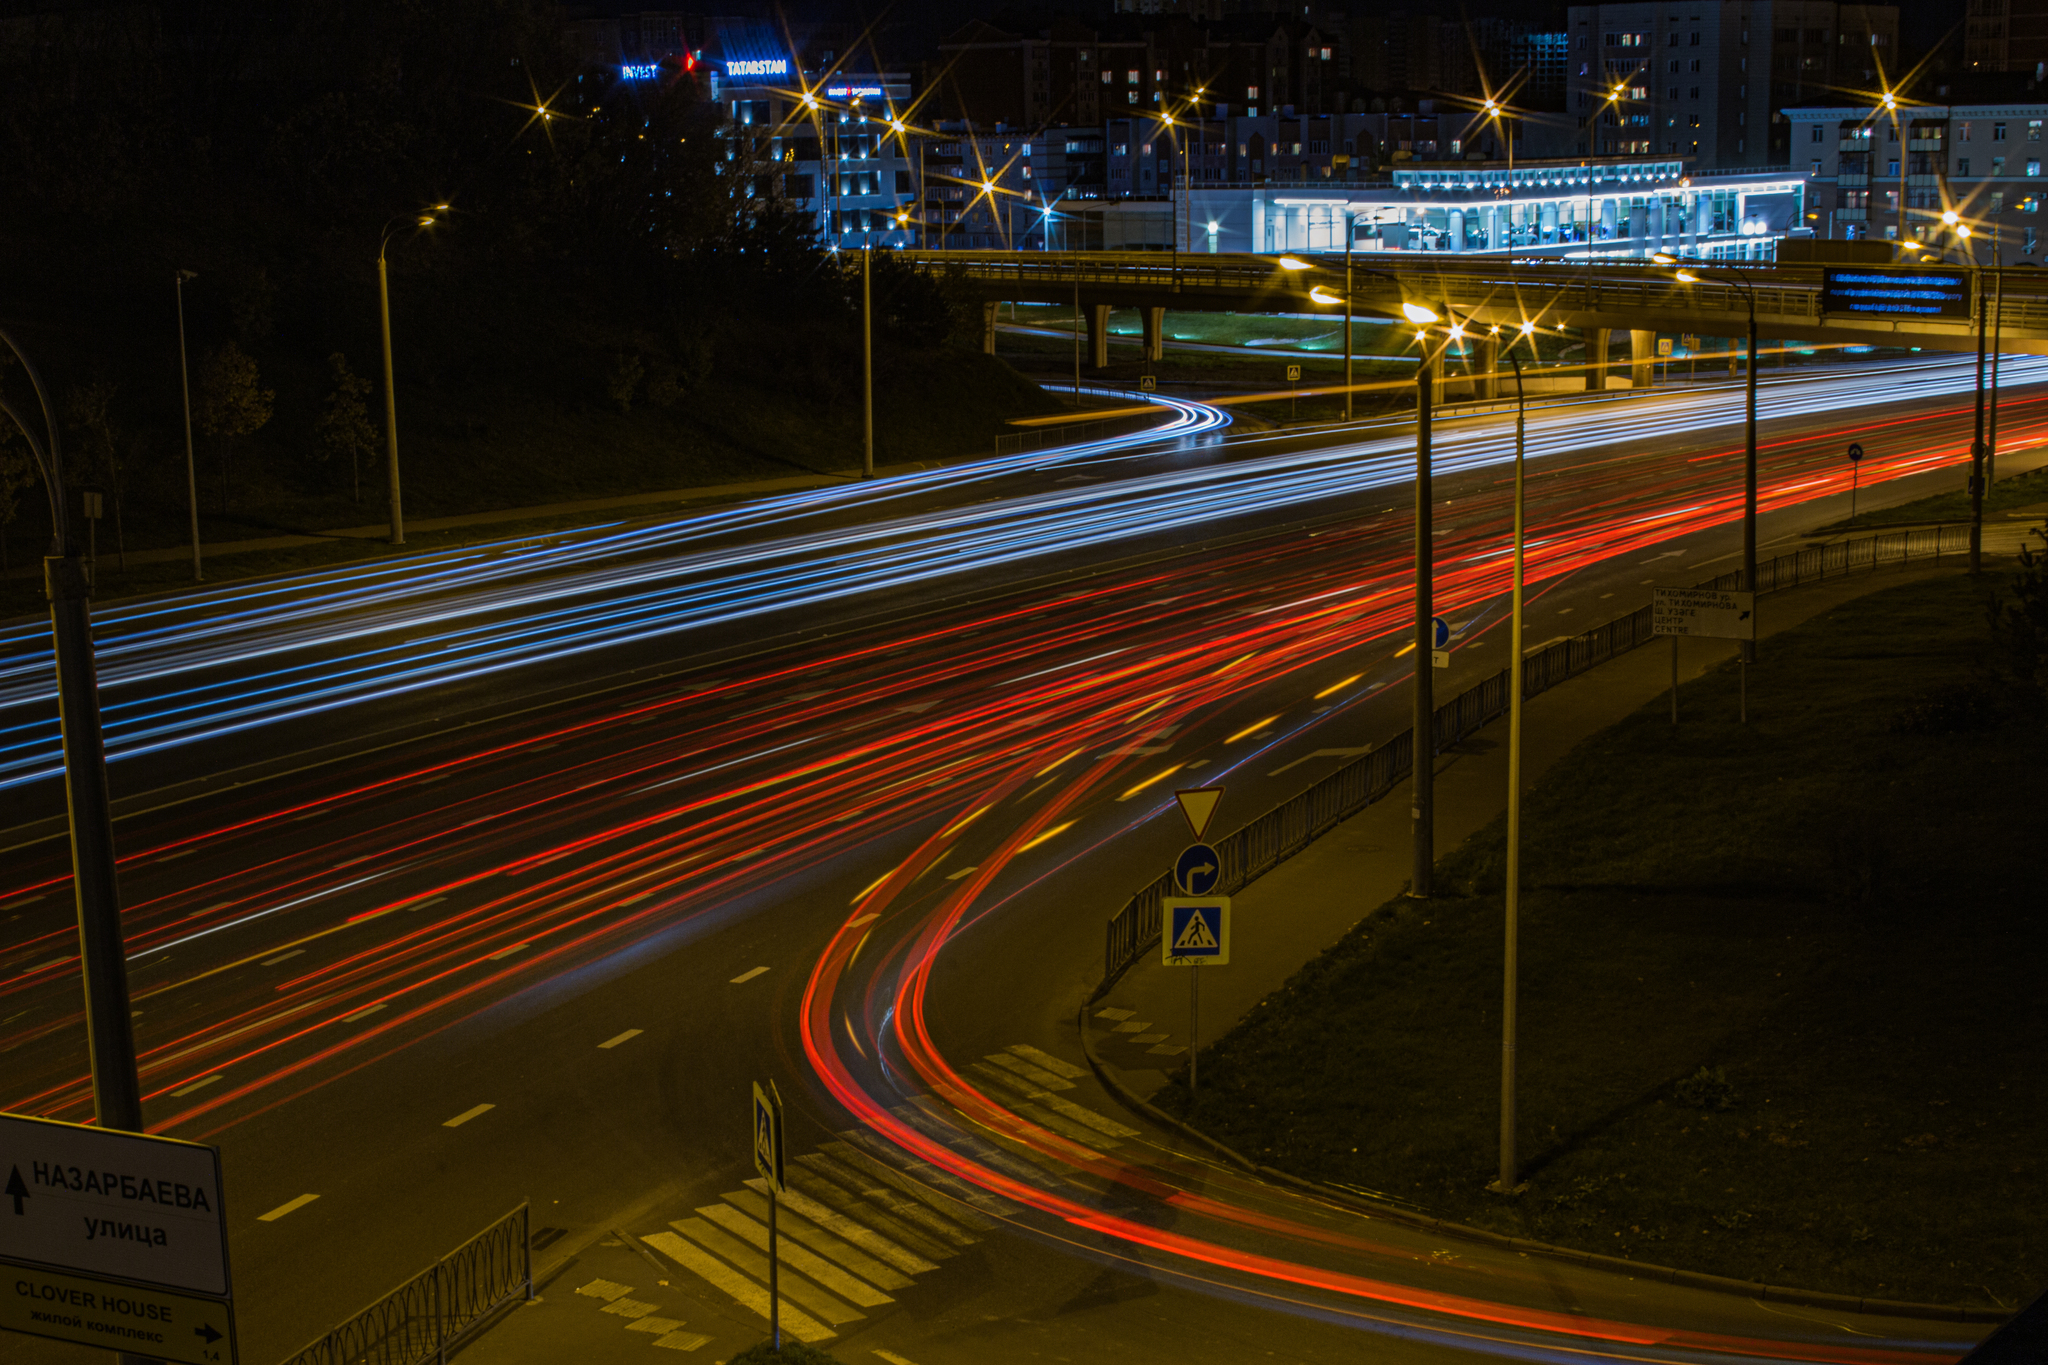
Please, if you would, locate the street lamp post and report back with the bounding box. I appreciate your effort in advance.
[1490,319,1536,1196]
[1343,210,1354,422]
[377,207,443,547]
[0,334,149,1276]
[1412,355,1434,898]
[862,244,875,480]
[1664,256,1759,662]
[175,269,202,582]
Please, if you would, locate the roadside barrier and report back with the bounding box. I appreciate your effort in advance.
[1098,522,1973,992]
[278,1203,531,1365]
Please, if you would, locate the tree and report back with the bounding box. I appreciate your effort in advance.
[0,426,33,576]
[64,380,126,568]
[195,342,273,514]
[316,353,379,502]
[605,353,643,414]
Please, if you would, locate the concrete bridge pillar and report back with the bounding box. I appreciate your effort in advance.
[1479,333,1500,400]
[982,302,999,355]
[1142,306,1166,362]
[1584,327,1610,391]
[1088,304,1112,369]
[1629,329,1656,388]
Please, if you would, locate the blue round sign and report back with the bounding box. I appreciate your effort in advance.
[1175,843,1222,896]
[1433,616,1451,649]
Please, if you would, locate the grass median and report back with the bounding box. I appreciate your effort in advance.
[1166,570,2047,1309]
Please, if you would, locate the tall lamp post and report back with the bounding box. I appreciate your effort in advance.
[376,206,444,547]
[0,334,150,1289]
[1943,208,1991,572]
[1488,318,1539,1194]
[1660,254,1759,663]
[175,269,202,582]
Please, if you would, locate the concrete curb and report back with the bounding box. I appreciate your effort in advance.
[1080,999,2005,1325]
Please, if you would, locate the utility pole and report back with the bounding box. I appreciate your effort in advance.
[1343,212,1354,422]
[1411,363,1434,898]
[376,249,405,546]
[175,270,202,582]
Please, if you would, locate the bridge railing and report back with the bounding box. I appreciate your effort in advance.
[1096,522,1971,993]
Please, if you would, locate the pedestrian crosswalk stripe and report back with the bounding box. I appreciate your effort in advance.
[983,1053,1075,1091]
[642,1231,835,1344]
[797,1154,980,1248]
[722,1189,915,1289]
[743,1178,942,1273]
[696,1203,896,1308]
[782,1170,959,1264]
[666,1217,864,1326]
[1005,1044,1085,1080]
[832,1135,1012,1222]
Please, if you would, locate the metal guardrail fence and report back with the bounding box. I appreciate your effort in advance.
[279,1204,532,1365]
[995,411,1167,456]
[1097,522,1973,991]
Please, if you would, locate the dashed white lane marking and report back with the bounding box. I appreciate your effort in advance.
[488,942,531,960]
[258,1194,319,1222]
[943,866,978,881]
[406,896,447,913]
[171,1074,223,1097]
[343,1003,385,1022]
[730,966,769,984]
[261,950,304,966]
[443,1103,495,1128]
[1267,746,1369,778]
[599,1029,644,1049]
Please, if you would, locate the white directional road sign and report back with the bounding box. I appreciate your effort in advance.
[1,1109,236,1364]
[1173,787,1223,840]
[1162,898,1231,966]
[0,1110,230,1297]
[1651,587,1756,640]
[751,1081,786,1194]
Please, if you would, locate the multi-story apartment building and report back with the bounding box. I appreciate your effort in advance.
[1786,99,2048,260]
[931,13,1338,127]
[1567,1,1898,167]
[1965,0,2048,73]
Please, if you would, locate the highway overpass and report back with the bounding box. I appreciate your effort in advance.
[906,249,2048,385]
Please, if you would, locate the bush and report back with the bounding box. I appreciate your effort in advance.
[1672,1065,1737,1111]
[1989,531,2048,698]
[1886,682,2006,735]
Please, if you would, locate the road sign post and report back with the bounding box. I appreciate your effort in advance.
[1287,363,1301,419]
[1139,374,1156,393]
[1652,587,1757,725]
[1174,844,1221,896]
[1162,898,1230,1096]
[1432,614,1451,669]
[0,1110,235,1365]
[751,1082,785,1351]
[1847,441,1865,522]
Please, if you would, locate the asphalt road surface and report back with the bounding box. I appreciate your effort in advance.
[0,355,2032,1365]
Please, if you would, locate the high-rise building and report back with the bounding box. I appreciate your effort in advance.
[1567,1,1898,168]
[1965,0,2048,73]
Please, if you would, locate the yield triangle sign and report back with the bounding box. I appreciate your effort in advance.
[1174,787,1223,840]
[1172,907,1219,951]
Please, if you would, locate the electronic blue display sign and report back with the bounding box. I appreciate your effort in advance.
[1820,268,1972,320]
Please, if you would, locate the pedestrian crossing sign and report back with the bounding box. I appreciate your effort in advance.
[1162,897,1230,966]
[752,1080,786,1193]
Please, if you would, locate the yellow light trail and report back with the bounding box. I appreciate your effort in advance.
[1225,716,1279,744]
[1017,821,1076,853]
[1314,673,1363,700]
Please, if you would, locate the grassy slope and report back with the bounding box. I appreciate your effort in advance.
[1167,573,2047,1308]
[1819,460,2048,532]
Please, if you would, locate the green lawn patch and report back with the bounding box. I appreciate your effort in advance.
[1167,572,2047,1309]
[727,1338,845,1364]
[1818,460,2048,533]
